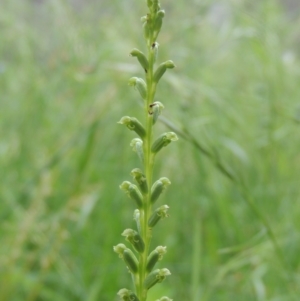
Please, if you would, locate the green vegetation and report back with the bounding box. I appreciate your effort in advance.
[1,0,300,300]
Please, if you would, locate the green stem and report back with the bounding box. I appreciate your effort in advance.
[137,31,157,301]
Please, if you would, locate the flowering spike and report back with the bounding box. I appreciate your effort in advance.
[116,0,178,299]
[122,229,145,253]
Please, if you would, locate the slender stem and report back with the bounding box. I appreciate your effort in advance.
[137,29,157,301]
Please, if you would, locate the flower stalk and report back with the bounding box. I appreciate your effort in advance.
[114,1,177,301]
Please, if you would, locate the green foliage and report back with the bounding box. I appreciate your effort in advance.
[1,0,300,300]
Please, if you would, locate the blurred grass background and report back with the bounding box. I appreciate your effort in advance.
[1,0,300,300]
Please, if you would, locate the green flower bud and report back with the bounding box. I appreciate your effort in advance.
[113,244,139,274]
[149,101,164,125]
[117,288,140,301]
[128,77,147,100]
[153,60,175,83]
[153,10,165,39]
[144,268,171,290]
[122,229,145,253]
[118,116,146,139]
[143,19,151,41]
[130,48,149,72]
[156,9,165,18]
[130,138,144,163]
[141,15,147,22]
[146,246,167,272]
[148,205,170,227]
[151,132,178,154]
[152,0,160,12]
[150,178,171,204]
[133,209,141,234]
[131,168,148,194]
[120,181,143,208]
[146,0,153,9]
[156,297,173,301]
[123,249,138,273]
[113,243,127,257]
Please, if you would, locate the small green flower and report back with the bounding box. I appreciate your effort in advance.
[130,138,144,163]
[131,168,148,194]
[122,229,145,253]
[130,48,149,72]
[146,0,153,8]
[151,132,178,154]
[148,204,170,227]
[143,17,151,42]
[150,178,171,204]
[149,101,164,124]
[156,297,173,301]
[128,77,147,100]
[123,249,139,273]
[120,181,143,208]
[153,60,175,83]
[113,243,127,257]
[146,246,167,272]
[133,209,141,234]
[117,288,140,301]
[113,244,139,274]
[141,15,148,22]
[118,116,146,139]
[144,268,171,290]
[152,0,160,12]
[153,10,165,39]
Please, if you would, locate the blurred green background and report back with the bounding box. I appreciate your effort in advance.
[1,0,300,300]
